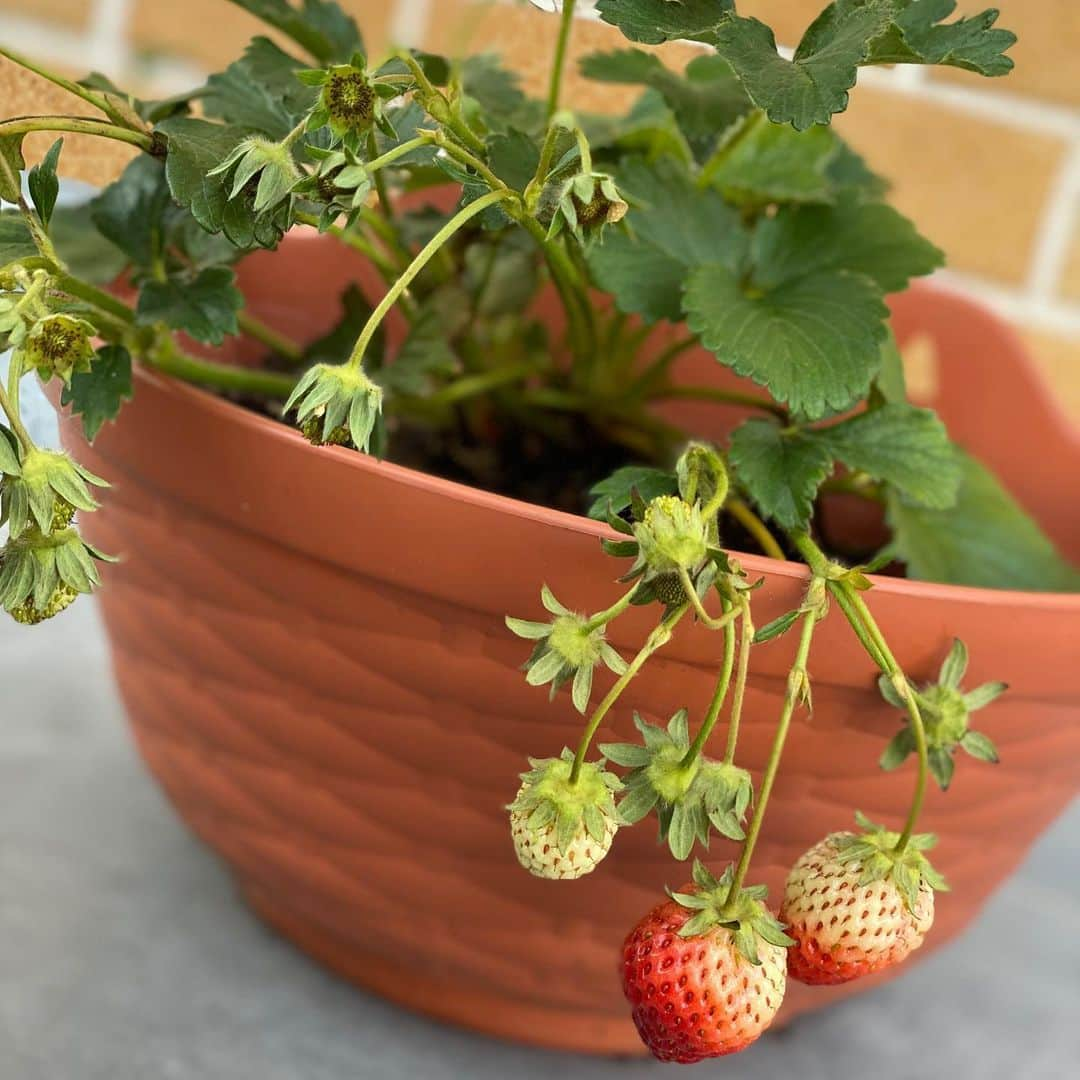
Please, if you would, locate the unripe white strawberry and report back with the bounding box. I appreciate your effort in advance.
[507,751,621,880]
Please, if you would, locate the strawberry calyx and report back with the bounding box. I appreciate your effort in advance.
[507,750,621,854]
[601,711,752,860]
[668,861,794,965]
[879,638,1006,789]
[833,812,949,914]
[506,585,628,713]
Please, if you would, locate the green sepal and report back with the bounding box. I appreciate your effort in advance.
[753,609,799,644]
[669,861,794,964]
[508,753,620,855]
[834,812,949,914]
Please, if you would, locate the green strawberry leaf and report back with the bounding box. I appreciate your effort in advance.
[586,465,677,520]
[90,156,173,269]
[705,118,840,206]
[886,451,1080,591]
[684,261,888,418]
[27,138,62,230]
[0,131,26,203]
[156,117,253,237]
[581,50,750,161]
[813,403,959,509]
[60,345,133,442]
[202,37,318,138]
[712,3,893,130]
[729,418,833,530]
[867,0,1016,76]
[224,0,363,65]
[0,211,36,271]
[136,266,242,345]
[595,0,734,45]
[589,156,746,324]
[752,201,944,294]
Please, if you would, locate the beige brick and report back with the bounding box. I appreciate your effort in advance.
[131,0,393,71]
[424,0,708,111]
[1018,327,1080,426]
[0,58,137,185]
[0,0,92,26]
[834,87,1065,286]
[928,0,1080,108]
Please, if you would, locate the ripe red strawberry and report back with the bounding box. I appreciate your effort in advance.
[781,813,946,986]
[621,862,790,1063]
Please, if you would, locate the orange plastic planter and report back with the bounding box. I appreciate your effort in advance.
[56,234,1080,1054]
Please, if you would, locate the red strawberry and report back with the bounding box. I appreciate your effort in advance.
[781,813,946,986]
[621,862,790,1063]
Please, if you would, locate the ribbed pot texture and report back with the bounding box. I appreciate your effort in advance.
[57,234,1080,1055]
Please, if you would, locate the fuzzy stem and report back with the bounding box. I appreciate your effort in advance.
[722,600,754,765]
[727,608,818,903]
[397,52,485,154]
[546,0,578,121]
[728,498,786,561]
[237,310,304,364]
[584,585,639,634]
[677,566,741,632]
[346,189,511,369]
[569,604,688,784]
[0,379,34,450]
[0,46,137,128]
[366,130,394,223]
[147,337,297,398]
[680,597,738,769]
[0,115,156,153]
[17,196,66,270]
[525,119,563,209]
[653,383,787,420]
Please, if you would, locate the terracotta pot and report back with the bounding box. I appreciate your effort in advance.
[55,233,1080,1055]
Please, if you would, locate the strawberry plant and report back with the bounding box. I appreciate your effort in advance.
[1,0,1077,1061]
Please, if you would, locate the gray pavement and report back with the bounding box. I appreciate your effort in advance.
[1,596,1078,1080]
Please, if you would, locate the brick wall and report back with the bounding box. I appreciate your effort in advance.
[2,0,1078,418]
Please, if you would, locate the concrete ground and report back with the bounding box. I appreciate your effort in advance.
[1,595,1078,1080]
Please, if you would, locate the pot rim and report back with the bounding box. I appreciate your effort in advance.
[126,356,1080,612]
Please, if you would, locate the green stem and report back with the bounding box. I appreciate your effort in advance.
[0,115,156,153]
[0,379,33,450]
[525,119,563,209]
[789,530,929,854]
[727,608,818,902]
[397,52,485,154]
[400,360,536,410]
[8,350,22,417]
[0,46,137,129]
[546,0,578,121]
[569,604,688,784]
[728,498,786,561]
[845,586,929,852]
[364,134,429,176]
[237,310,304,364]
[147,338,297,398]
[51,273,136,326]
[346,189,511,369]
[367,130,394,224]
[680,598,738,769]
[677,566,741,632]
[723,600,754,765]
[17,196,66,270]
[291,209,403,281]
[584,585,639,634]
[654,383,787,420]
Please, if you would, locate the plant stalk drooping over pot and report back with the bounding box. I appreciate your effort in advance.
[0,0,1072,1062]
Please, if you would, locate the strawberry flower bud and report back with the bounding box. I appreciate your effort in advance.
[508,750,621,879]
[550,172,628,243]
[506,585,628,713]
[208,136,301,214]
[1,447,107,540]
[19,312,95,384]
[633,495,709,578]
[284,362,384,453]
